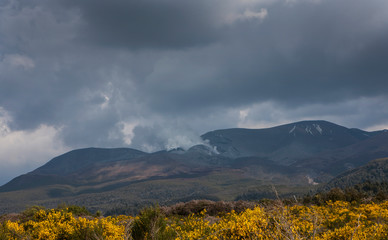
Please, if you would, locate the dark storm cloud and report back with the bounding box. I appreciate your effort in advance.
[0,0,388,185]
[61,0,225,49]
[1,0,387,125]
[137,0,388,113]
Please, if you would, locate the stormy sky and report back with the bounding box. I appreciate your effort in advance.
[1,0,388,184]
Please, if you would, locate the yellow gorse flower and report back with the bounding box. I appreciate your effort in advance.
[1,200,388,239]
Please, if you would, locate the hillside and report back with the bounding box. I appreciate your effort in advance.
[322,157,388,190]
[0,146,227,192]
[202,120,375,165]
[292,131,388,178]
[0,120,387,214]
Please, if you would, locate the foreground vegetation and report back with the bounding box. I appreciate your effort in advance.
[1,198,388,239]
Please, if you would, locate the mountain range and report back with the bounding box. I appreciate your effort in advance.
[0,120,387,214]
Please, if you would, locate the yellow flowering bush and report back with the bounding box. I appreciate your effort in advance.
[173,200,388,240]
[172,209,217,239]
[215,207,268,239]
[0,208,132,240]
[1,200,388,239]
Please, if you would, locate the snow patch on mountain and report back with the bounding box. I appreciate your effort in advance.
[313,124,323,134]
[305,126,314,135]
[289,125,296,134]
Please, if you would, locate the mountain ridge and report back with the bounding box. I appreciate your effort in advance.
[2,120,386,191]
[0,120,387,214]
[322,157,388,191]
[201,120,376,164]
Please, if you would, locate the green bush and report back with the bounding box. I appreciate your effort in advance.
[56,203,91,216]
[20,205,47,222]
[131,205,176,240]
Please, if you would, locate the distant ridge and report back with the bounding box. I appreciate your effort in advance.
[0,120,387,214]
[33,148,147,176]
[322,157,388,190]
[293,131,388,176]
[0,148,147,192]
[201,120,374,164]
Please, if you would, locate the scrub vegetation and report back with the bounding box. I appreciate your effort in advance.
[1,189,388,240]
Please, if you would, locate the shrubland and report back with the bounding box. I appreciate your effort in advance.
[1,183,388,239]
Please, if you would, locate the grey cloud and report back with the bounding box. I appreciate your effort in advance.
[129,115,235,153]
[135,0,388,114]
[0,0,387,157]
[60,0,225,49]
